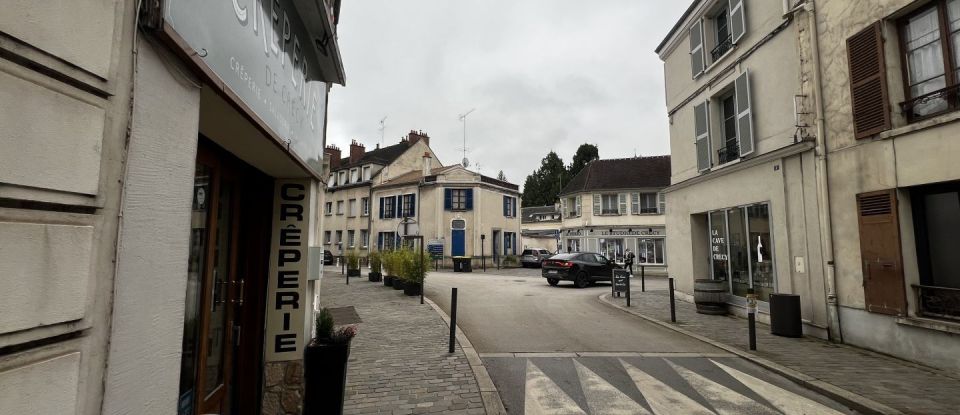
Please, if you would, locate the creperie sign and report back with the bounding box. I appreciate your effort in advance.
[265,181,310,361]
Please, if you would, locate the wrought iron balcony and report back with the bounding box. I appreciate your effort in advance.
[711,36,733,61]
[717,144,740,164]
[899,83,960,123]
[913,284,960,321]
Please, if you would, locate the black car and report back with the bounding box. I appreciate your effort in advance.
[541,252,621,288]
[323,249,334,265]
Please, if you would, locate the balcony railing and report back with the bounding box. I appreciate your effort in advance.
[912,284,960,321]
[718,143,740,164]
[899,83,960,123]
[711,36,733,61]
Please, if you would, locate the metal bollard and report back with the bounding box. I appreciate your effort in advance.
[668,277,676,323]
[449,288,458,353]
[641,265,645,292]
[747,288,757,350]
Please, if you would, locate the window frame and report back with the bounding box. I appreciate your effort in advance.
[897,0,960,123]
[336,200,344,215]
[451,189,468,211]
[361,197,370,216]
[383,196,396,219]
[599,193,620,215]
[362,166,372,181]
[401,194,415,217]
[324,201,333,216]
[348,199,357,217]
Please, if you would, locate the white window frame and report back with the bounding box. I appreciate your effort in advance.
[350,168,359,183]
[324,231,332,245]
[325,201,333,216]
[361,197,370,216]
[348,199,357,217]
[338,171,347,185]
[347,230,355,247]
[336,200,344,215]
[362,166,372,181]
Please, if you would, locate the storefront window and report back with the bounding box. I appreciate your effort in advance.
[179,164,210,414]
[565,238,581,253]
[637,238,665,265]
[748,204,775,300]
[600,238,624,262]
[728,207,750,298]
[710,211,729,282]
[708,203,775,300]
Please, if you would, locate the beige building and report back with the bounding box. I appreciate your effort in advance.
[521,205,562,252]
[1,1,345,414]
[557,157,670,272]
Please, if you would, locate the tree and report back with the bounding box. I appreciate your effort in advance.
[521,151,566,207]
[568,143,599,180]
[497,170,507,181]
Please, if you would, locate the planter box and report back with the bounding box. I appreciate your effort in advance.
[304,341,351,414]
[404,282,422,296]
[383,275,394,287]
[347,269,361,277]
[392,279,405,290]
[368,272,382,282]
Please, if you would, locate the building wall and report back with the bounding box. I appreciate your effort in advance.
[324,184,373,255]
[560,190,666,230]
[0,1,135,414]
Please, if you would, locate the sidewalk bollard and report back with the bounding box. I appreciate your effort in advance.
[641,265,645,292]
[449,288,458,354]
[747,288,757,350]
[668,277,676,323]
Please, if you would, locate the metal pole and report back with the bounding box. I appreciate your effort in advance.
[668,277,676,323]
[747,288,757,350]
[626,275,631,307]
[481,244,486,272]
[641,265,645,292]
[420,238,425,305]
[449,288,458,353]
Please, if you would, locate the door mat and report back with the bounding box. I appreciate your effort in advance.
[328,306,362,325]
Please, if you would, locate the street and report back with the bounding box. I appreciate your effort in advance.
[425,269,855,415]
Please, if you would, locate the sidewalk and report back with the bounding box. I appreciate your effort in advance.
[319,272,485,415]
[600,289,960,415]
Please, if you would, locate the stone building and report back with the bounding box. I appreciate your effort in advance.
[557,157,670,272]
[0,1,345,414]
[521,204,563,252]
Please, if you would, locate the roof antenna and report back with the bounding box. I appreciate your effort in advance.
[458,108,475,167]
[378,116,387,147]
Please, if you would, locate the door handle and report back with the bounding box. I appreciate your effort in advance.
[231,279,245,306]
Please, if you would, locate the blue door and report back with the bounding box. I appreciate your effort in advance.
[452,229,465,256]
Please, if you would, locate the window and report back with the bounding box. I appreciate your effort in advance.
[708,202,775,301]
[565,196,581,217]
[898,1,960,121]
[631,193,659,214]
[637,238,666,265]
[336,200,344,215]
[324,231,331,245]
[348,199,357,217]
[378,232,397,250]
[381,196,396,219]
[347,230,355,247]
[401,194,416,217]
[504,231,517,255]
[694,70,754,172]
[710,7,733,62]
[503,196,517,217]
[350,168,359,183]
[595,194,623,215]
[335,230,343,246]
[325,201,332,215]
[361,197,370,216]
[718,91,739,164]
[690,0,745,78]
[362,166,371,181]
[327,175,336,188]
[445,189,472,211]
[338,171,347,185]
[600,238,624,262]
[361,230,369,248]
[911,182,960,320]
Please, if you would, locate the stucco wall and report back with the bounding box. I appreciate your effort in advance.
[560,190,667,230]
[324,185,373,254]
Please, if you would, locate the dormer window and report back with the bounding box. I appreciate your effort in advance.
[362,165,371,181]
[338,171,347,185]
[350,168,359,183]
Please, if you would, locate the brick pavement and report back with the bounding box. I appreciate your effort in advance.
[319,270,485,415]
[603,289,960,415]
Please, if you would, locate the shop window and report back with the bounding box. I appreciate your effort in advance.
[708,202,774,301]
[637,238,666,265]
[600,238,624,262]
[911,183,960,320]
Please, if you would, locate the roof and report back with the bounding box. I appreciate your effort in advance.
[335,141,410,171]
[376,165,459,187]
[655,0,702,54]
[559,156,671,196]
[521,205,561,224]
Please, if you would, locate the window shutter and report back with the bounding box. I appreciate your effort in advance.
[658,193,666,214]
[856,190,905,315]
[694,100,711,172]
[513,197,517,217]
[465,189,473,210]
[503,195,508,216]
[847,22,890,139]
[729,0,746,44]
[444,189,452,210]
[618,193,627,215]
[409,194,416,217]
[631,193,639,215]
[593,194,601,214]
[392,196,399,218]
[690,20,705,78]
[576,196,582,216]
[379,197,385,219]
[735,70,755,157]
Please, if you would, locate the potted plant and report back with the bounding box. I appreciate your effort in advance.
[402,247,429,296]
[391,249,408,291]
[368,251,382,282]
[345,249,361,277]
[382,250,395,287]
[304,308,358,414]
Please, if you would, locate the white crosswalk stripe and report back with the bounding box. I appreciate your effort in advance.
[619,358,716,415]
[711,360,845,415]
[573,360,652,415]
[524,360,587,415]
[666,360,779,415]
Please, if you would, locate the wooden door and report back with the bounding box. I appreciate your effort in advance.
[857,190,906,316]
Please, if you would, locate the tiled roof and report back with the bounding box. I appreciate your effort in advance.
[335,142,410,171]
[375,165,459,187]
[521,205,560,224]
[559,156,671,195]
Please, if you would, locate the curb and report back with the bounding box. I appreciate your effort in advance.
[423,296,507,415]
[597,293,904,415]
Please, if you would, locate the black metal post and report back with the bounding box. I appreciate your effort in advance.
[641,265,645,292]
[626,276,631,307]
[748,312,757,350]
[449,288,458,353]
[668,277,676,323]
[420,239,425,305]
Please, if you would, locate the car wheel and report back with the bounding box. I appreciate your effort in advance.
[547,278,559,286]
[574,271,590,288]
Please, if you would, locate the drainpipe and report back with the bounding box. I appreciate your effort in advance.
[805,0,843,342]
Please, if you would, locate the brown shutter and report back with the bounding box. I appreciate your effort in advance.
[847,22,891,139]
[856,190,906,316]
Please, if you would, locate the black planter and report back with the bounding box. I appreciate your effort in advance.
[368,272,382,282]
[383,275,394,287]
[404,282,422,296]
[347,269,361,277]
[303,341,351,414]
[392,278,405,290]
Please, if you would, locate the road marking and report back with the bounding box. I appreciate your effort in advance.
[619,358,715,415]
[711,360,845,415]
[666,360,779,415]
[573,360,652,415]
[524,360,587,415]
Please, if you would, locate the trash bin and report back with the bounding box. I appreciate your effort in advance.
[453,256,473,273]
[769,293,802,337]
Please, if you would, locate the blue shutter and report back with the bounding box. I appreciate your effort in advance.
[379,197,385,219]
[503,196,508,216]
[444,189,452,210]
[377,232,383,250]
[512,233,517,255]
[465,189,474,210]
[409,194,416,217]
[512,197,517,217]
[392,196,399,218]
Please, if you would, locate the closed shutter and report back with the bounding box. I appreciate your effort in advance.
[690,20,705,78]
[618,193,628,215]
[593,194,601,214]
[856,190,906,316]
[658,193,666,214]
[631,193,640,215]
[694,100,711,172]
[512,197,517,217]
[465,189,474,210]
[729,0,746,43]
[575,196,581,216]
[847,22,890,139]
[379,197,385,219]
[735,70,755,157]
[503,195,509,216]
[409,194,416,217]
[444,189,452,210]
[392,196,399,218]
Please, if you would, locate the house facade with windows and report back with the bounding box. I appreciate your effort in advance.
[657,0,834,337]
[521,204,563,252]
[814,0,960,371]
[557,157,671,272]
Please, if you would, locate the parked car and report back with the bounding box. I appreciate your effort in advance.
[541,252,621,288]
[520,248,553,268]
[323,249,334,265]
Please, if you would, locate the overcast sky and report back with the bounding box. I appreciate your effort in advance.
[326,1,689,186]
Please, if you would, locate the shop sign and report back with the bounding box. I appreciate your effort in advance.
[596,229,664,236]
[711,228,728,261]
[612,270,630,293]
[265,180,311,361]
[165,0,330,173]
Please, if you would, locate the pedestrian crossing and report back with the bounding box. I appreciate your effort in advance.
[483,356,852,415]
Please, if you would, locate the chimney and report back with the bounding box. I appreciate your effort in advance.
[324,145,342,169]
[422,152,432,177]
[408,129,430,147]
[349,140,365,164]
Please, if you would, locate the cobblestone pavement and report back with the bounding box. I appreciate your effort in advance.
[603,290,960,414]
[319,269,485,415]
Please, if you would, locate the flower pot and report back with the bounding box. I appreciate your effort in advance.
[383,275,394,287]
[403,282,422,296]
[347,269,361,277]
[303,341,351,415]
[392,278,405,290]
[368,272,382,282]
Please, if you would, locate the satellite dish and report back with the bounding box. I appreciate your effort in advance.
[462,157,470,168]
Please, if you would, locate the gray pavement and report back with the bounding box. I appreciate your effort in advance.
[319,267,485,415]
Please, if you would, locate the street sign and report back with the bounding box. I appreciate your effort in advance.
[427,240,444,260]
[612,269,631,307]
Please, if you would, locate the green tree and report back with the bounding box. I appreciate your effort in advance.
[568,143,599,180]
[521,151,566,207]
[497,170,507,181]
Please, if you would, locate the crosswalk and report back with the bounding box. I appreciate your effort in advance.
[483,356,851,415]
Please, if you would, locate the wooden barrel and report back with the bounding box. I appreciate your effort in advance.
[694,279,727,315]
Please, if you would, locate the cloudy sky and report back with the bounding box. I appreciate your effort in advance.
[326,1,689,186]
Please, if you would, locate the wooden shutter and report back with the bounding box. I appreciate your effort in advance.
[694,100,711,172]
[512,197,517,217]
[575,195,581,217]
[847,22,891,139]
[409,194,416,217]
[503,196,509,216]
[379,197,385,219]
[690,20,705,78]
[856,189,906,316]
[735,70,755,157]
[729,0,746,43]
[465,189,474,210]
[593,194,601,214]
[444,189,452,210]
[618,193,628,214]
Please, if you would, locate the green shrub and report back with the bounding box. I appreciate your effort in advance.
[315,308,334,340]
[369,251,382,273]
[345,249,360,270]
[503,255,519,266]
[398,247,430,283]
[381,250,398,276]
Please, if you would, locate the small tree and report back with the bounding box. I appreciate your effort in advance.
[400,247,430,284]
[345,249,360,271]
[369,251,382,274]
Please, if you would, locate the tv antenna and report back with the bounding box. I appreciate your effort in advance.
[458,108,475,167]
[378,116,387,146]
